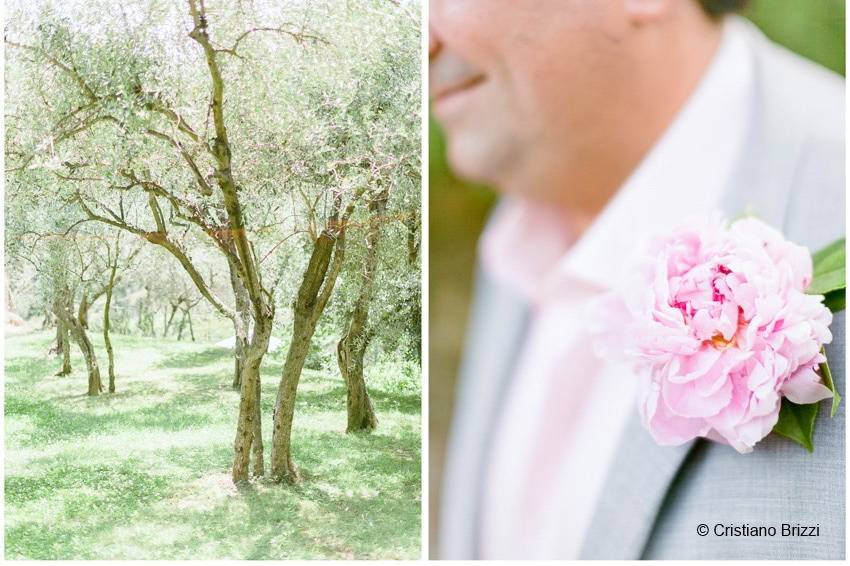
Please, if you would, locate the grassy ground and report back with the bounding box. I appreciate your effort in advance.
[5,330,421,559]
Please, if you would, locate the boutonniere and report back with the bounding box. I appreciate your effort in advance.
[593,215,845,453]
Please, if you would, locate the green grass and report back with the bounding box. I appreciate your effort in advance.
[4,330,421,559]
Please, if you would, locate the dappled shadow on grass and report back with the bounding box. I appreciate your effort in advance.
[4,357,60,382]
[135,426,421,559]
[5,343,238,448]
[284,375,420,417]
[6,459,170,506]
[5,392,220,447]
[154,347,232,370]
[5,332,420,559]
[5,458,173,560]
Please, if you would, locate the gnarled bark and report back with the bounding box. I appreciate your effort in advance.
[59,321,72,376]
[229,257,252,389]
[76,320,103,396]
[337,190,386,432]
[54,289,102,396]
[103,259,117,393]
[231,312,273,482]
[53,314,72,377]
[337,332,378,432]
[188,1,277,484]
[271,228,347,482]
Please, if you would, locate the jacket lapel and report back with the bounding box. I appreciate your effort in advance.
[580,18,801,559]
[439,266,531,558]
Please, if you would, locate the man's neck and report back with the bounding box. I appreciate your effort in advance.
[545,15,725,236]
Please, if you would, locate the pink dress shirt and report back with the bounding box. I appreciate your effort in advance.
[477,17,755,559]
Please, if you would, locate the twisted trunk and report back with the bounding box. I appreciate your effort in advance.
[78,292,90,329]
[75,319,103,396]
[406,211,421,364]
[229,258,252,389]
[137,287,156,337]
[60,321,72,376]
[176,311,187,340]
[231,312,273,482]
[271,229,346,482]
[164,303,179,336]
[337,191,386,432]
[55,291,102,396]
[103,262,117,392]
[337,328,378,432]
[188,2,278,484]
[186,309,195,341]
[53,313,72,377]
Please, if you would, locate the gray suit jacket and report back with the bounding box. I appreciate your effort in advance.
[439,19,845,560]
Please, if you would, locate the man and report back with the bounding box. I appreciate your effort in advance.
[431,0,844,560]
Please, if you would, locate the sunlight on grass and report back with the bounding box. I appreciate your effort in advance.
[5,331,421,559]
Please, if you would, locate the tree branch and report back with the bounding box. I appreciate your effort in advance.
[5,39,98,100]
[143,127,213,196]
[75,191,236,320]
[217,25,329,60]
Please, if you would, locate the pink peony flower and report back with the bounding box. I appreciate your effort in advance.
[594,215,833,453]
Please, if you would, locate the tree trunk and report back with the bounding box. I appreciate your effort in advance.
[405,209,420,267]
[137,288,156,337]
[76,324,103,396]
[103,264,118,393]
[251,369,264,478]
[271,313,313,482]
[337,331,378,432]
[186,309,196,341]
[271,230,345,482]
[164,303,179,336]
[337,190,386,432]
[229,258,251,389]
[137,297,146,334]
[42,308,54,330]
[176,311,187,340]
[54,318,72,377]
[231,313,272,483]
[60,320,72,376]
[56,292,102,396]
[224,235,271,482]
[405,210,422,364]
[187,3,279,485]
[78,292,90,329]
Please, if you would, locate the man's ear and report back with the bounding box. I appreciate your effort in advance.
[623,0,674,25]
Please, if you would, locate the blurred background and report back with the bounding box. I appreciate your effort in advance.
[428,0,845,555]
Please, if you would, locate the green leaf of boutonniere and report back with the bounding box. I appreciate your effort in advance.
[774,398,818,452]
[822,289,846,312]
[808,238,845,297]
[773,238,844,451]
[810,238,844,418]
[819,350,841,418]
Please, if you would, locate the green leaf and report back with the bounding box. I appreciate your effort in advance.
[819,349,841,418]
[808,267,846,295]
[808,238,846,296]
[822,289,846,313]
[812,238,845,276]
[773,398,818,452]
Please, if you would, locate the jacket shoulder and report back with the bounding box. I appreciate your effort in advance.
[752,22,844,144]
[745,21,845,248]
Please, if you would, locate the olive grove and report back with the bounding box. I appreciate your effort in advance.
[5,0,420,493]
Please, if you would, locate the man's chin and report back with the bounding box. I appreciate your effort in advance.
[444,135,511,190]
